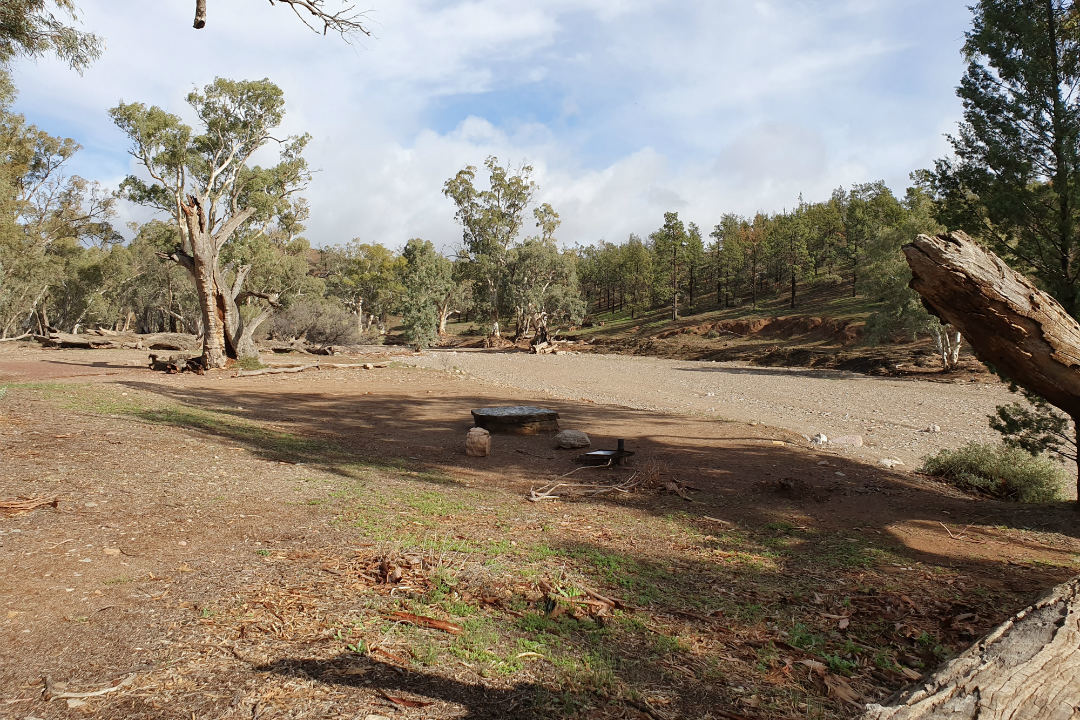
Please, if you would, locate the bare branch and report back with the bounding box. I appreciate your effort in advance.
[192,0,371,38]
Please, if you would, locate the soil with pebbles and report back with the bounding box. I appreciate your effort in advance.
[402,349,1032,476]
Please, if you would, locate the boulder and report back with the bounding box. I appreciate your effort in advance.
[554,429,590,449]
[465,427,490,457]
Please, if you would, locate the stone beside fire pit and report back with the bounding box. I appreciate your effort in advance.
[471,406,559,435]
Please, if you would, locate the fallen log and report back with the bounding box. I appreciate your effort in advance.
[904,231,1080,501]
[148,353,204,374]
[903,231,1080,417]
[862,577,1080,719]
[36,332,117,349]
[234,364,317,377]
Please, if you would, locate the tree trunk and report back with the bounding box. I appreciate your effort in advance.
[905,231,1080,506]
[181,197,228,368]
[862,576,1080,719]
[903,231,1080,419]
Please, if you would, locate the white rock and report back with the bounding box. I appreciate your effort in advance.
[878,458,904,468]
[925,423,941,433]
[554,429,590,449]
[811,433,828,445]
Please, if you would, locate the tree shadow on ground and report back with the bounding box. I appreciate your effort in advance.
[257,655,559,719]
[116,375,1080,553]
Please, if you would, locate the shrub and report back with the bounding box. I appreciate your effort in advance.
[268,298,360,345]
[919,442,1066,502]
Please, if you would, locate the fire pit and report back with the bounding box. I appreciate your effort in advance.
[471,406,559,435]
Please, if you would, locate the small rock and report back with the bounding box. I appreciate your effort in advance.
[835,471,846,477]
[832,435,863,447]
[362,363,374,370]
[465,427,491,457]
[66,699,87,709]
[810,433,828,445]
[102,548,121,556]
[925,423,941,433]
[879,458,904,469]
[554,429,590,449]
[365,716,392,720]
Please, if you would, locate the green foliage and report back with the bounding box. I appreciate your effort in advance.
[990,387,1077,463]
[321,240,405,335]
[932,0,1080,316]
[0,0,101,71]
[268,296,360,345]
[864,183,946,342]
[443,156,537,333]
[919,442,1066,502]
[0,76,118,336]
[399,238,453,349]
[110,77,311,361]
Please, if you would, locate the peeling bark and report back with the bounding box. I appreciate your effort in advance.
[903,231,1080,417]
[862,577,1080,719]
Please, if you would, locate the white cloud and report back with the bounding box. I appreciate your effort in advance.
[10,0,972,252]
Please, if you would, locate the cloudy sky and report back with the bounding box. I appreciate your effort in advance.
[13,0,973,251]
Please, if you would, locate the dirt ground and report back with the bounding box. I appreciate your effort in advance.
[401,349,1027,474]
[1,342,1079,720]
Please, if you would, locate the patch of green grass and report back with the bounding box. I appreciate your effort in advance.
[135,407,336,462]
[234,356,265,371]
[651,633,685,656]
[404,490,466,517]
[788,622,823,652]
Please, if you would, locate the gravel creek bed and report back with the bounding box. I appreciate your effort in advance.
[402,349,1026,472]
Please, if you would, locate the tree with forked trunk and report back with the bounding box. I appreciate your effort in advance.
[110,77,310,367]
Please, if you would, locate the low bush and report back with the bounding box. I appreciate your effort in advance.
[919,442,1066,502]
[268,298,360,345]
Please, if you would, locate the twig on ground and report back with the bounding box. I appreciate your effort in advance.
[42,673,135,701]
[528,472,640,501]
[1,496,59,517]
[939,521,984,543]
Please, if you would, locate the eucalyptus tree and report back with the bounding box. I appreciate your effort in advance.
[443,156,536,337]
[0,0,100,70]
[0,82,115,337]
[322,240,404,335]
[399,238,457,349]
[111,77,311,366]
[504,204,584,338]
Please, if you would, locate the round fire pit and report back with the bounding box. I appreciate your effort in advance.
[471,406,559,435]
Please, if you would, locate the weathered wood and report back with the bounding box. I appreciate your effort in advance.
[234,364,316,377]
[903,231,1080,417]
[862,577,1080,719]
[148,353,205,375]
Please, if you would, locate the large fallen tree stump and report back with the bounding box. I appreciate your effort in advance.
[862,577,1080,719]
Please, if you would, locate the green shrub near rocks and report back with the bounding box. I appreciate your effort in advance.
[920,442,1066,503]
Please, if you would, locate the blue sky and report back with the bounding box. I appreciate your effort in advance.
[13,0,973,250]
